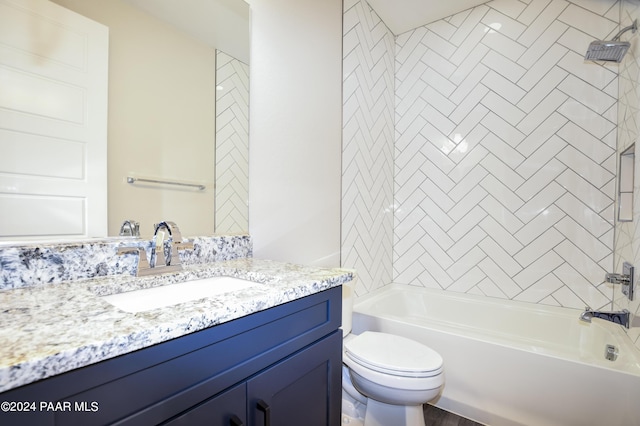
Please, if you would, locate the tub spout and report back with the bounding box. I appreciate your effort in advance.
[579,306,630,328]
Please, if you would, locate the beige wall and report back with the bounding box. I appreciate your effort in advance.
[52,0,216,238]
[248,0,344,267]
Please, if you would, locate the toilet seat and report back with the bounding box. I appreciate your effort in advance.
[344,331,443,378]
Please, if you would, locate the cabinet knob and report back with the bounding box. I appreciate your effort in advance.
[230,414,244,426]
[256,399,271,426]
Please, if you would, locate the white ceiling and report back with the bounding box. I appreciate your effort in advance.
[366,0,491,35]
[123,0,250,63]
[123,0,489,63]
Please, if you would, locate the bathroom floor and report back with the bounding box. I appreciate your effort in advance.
[424,404,483,426]
[341,404,482,426]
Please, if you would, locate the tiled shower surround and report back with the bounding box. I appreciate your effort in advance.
[342,0,633,311]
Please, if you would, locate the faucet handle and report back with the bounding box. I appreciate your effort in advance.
[117,246,150,275]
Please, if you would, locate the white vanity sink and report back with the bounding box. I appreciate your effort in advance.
[101,276,261,313]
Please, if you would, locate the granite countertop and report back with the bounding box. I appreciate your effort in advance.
[0,258,354,393]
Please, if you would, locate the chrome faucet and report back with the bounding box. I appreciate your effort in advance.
[579,306,630,329]
[150,221,194,269]
[119,219,140,237]
[118,221,194,277]
[605,262,635,301]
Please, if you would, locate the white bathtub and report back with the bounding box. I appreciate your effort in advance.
[351,284,640,426]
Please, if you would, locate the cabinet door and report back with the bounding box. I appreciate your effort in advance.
[247,331,342,426]
[163,382,246,426]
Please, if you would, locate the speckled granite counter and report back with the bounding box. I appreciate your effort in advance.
[0,258,354,393]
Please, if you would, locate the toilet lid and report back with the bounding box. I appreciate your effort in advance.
[344,331,443,377]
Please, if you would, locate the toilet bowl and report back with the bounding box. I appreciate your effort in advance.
[341,282,444,426]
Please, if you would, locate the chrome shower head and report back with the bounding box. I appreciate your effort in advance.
[584,19,637,63]
[584,40,631,62]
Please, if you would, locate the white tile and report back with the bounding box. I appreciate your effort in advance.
[517,44,568,92]
[479,131,525,169]
[517,66,568,114]
[551,261,610,308]
[447,247,487,279]
[517,0,569,47]
[480,173,525,211]
[425,19,458,40]
[450,5,491,47]
[514,204,565,245]
[480,153,525,190]
[481,30,527,62]
[420,197,455,231]
[556,121,615,164]
[479,194,525,234]
[517,0,551,26]
[451,24,491,66]
[450,44,490,86]
[476,277,510,299]
[557,3,617,40]
[419,233,454,269]
[513,251,564,289]
[555,145,614,188]
[481,91,526,126]
[514,228,564,267]
[517,20,568,69]
[394,204,427,241]
[515,181,566,222]
[448,187,489,222]
[554,192,612,238]
[450,85,491,125]
[448,144,489,183]
[557,26,597,55]
[558,74,616,115]
[420,140,455,174]
[554,216,611,262]
[479,216,524,255]
[420,179,456,212]
[549,285,587,309]
[449,105,490,143]
[482,70,527,104]
[450,165,490,202]
[515,158,566,202]
[479,236,524,276]
[420,215,455,251]
[422,85,457,116]
[487,0,528,20]
[513,273,564,302]
[516,112,567,157]
[447,267,487,293]
[515,135,567,180]
[557,50,617,91]
[419,122,455,154]
[421,104,456,135]
[481,50,527,83]
[421,48,457,79]
[516,89,568,135]
[448,205,487,241]
[423,30,458,60]
[558,99,616,141]
[450,63,490,104]
[482,112,526,147]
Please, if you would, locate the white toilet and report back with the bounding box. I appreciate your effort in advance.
[341,284,444,426]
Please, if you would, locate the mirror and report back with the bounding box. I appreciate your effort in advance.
[1,0,249,241]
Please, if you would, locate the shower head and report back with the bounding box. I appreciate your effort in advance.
[584,40,631,62]
[584,19,638,63]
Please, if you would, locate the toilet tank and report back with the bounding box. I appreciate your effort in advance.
[342,279,354,336]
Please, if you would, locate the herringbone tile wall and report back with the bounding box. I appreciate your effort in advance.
[342,0,635,311]
[215,50,249,234]
[615,0,640,349]
[342,0,395,296]
[394,0,619,310]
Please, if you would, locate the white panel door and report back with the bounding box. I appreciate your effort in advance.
[0,0,108,240]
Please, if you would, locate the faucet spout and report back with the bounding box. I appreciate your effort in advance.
[579,306,630,328]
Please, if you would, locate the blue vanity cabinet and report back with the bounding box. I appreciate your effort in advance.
[0,286,342,426]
